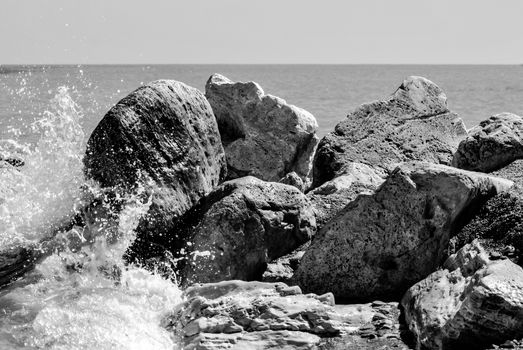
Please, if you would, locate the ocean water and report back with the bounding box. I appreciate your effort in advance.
[0,64,522,349]
[1,65,523,144]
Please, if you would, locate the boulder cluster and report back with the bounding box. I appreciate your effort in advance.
[8,73,523,349]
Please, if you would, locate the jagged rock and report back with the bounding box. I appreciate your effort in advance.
[279,172,305,192]
[181,176,316,285]
[313,76,467,188]
[306,163,384,229]
[165,280,409,350]
[83,80,226,260]
[453,113,523,173]
[262,244,308,284]
[205,74,319,185]
[294,161,513,302]
[451,193,523,266]
[402,241,523,350]
[165,280,343,350]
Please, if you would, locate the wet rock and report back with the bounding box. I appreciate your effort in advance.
[306,163,384,230]
[402,241,523,350]
[83,80,226,260]
[165,280,347,350]
[181,176,316,285]
[453,113,523,172]
[262,244,308,284]
[313,76,466,188]
[451,192,523,266]
[294,161,512,302]
[205,74,319,185]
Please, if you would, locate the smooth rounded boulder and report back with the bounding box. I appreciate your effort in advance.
[205,74,319,185]
[83,80,227,258]
[313,76,467,187]
[294,161,513,302]
[402,241,523,350]
[180,176,316,285]
[452,112,523,172]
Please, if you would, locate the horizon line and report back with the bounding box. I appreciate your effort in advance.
[1,62,522,66]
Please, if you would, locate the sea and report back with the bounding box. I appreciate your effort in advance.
[0,64,522,349]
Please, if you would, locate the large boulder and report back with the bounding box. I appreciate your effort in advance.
[205,74,319,185]
[402,241,523,350]
[180,176,316,285]
[453,113,523,173]
[83,80,226,259]
[313,76,467,187]
[165,280,409,350]
[294,162,513,302]
[306,162,384,230]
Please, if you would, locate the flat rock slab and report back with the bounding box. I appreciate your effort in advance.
[313,76,467,187]
[205,74,319,185]
[402,241,523,350]
[165,280,409,350]
[453,113,523,172]
[294,161,513,302]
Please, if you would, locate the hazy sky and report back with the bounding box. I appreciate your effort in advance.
[1,0,523,64]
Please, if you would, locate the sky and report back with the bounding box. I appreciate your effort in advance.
[1,0,523,64]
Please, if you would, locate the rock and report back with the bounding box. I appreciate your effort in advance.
[165,280,346,350]
[306,163,384,229]
[491,159,523,197]
[180,176,316,285]
[205,74,319,185]
[312,76,467,188]
[165,280,410,350]
[262,244,308,284]
[451,192,523,266]
[402,241,523,350]
[83,80,226,260]
[279,172,305,192]
[453,113,523,173]
[294,161,513,302]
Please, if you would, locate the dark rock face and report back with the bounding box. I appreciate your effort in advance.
[181,177,316,285]
[453,113,523,173]
[402,241,523,350]
[294,162,512,302]
[313,76,467,188]
[83,80,226,258]
[451,193,523,266]
[205,74,319,185]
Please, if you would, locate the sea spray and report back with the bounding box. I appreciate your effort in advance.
[0,86,183,349]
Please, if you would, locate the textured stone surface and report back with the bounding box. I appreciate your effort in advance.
[492,159,523,197]
[181,176,316,285]
[165,280,410,350]
[402,241,523,350]
[306,163,384,230]
[294,161,513,302]
[453,113,523,172]
[451,193,523,266]
[205,74,319,184]
[279,172,306,192]
[83,80,226,259]
[313,76,466,187]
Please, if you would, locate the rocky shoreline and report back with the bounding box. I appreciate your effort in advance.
[4,74,523,349]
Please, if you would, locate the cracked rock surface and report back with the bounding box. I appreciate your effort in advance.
[294,161,512,302]
[205,74,319,185]
[402,241,523,350]
[312,76,467,188]
[165,280,410,350]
